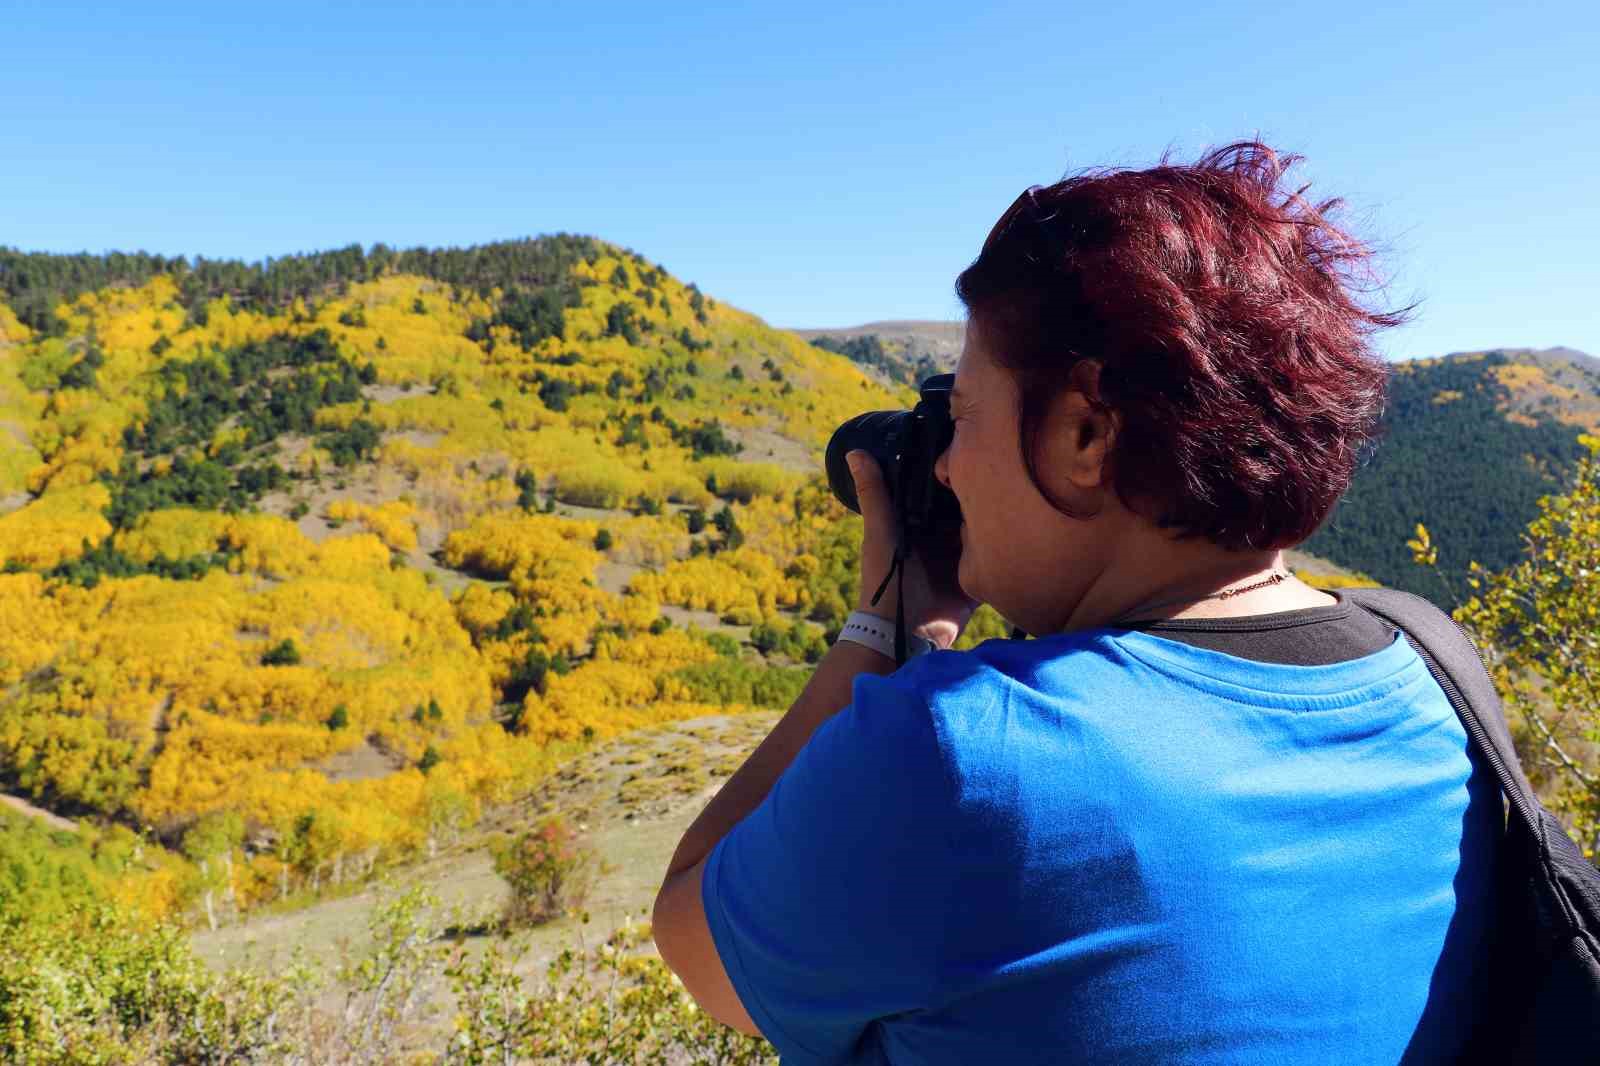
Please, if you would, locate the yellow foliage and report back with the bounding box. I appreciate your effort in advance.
[627,547,803,616]
[0,300,32,343]
[0,573,72,684]
[591,627,718,667]
[326,498,419,552]
[605,515,692,568]
[608,589,662,632]
[220,515,393,580]
[1298,570,1383,590]
[443,511,601,582]
[0,249,926,916]
[0,481,113,568]
[696,458,800,502]
[1491,363,1547,391]
[138,709,348,825]
[452,582,517,639]
[1406,522,1438,567]
[113,507,231,562]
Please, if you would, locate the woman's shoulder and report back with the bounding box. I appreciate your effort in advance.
[896,628,1134,704]
[884,630,1143,759]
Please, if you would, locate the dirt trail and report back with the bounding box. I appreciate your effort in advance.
[0,792,77,833]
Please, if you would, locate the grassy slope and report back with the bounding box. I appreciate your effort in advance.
[191,710,779,974]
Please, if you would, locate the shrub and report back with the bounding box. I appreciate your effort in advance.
[703,631,741,658]
[700,459,795,503]
[260,638,301,666]
[491,815,601,929]
[593,528,614,551]
[553,468,632,509]
[673,658,810,709]
[0,900,298,1063]
[1416,435,1600,859]
[750,619,828,663]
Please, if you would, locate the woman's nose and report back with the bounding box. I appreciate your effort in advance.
[933,447,951,489]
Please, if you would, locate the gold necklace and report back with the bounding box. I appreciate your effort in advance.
[1111,570,1289,626]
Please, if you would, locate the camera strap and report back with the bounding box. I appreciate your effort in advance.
[867,542,910,665]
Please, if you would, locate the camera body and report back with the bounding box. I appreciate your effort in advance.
[825,373,961,540]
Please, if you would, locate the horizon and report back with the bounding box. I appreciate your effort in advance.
[4,1,1597,361]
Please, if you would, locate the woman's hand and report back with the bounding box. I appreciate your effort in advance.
[848,450,979,650]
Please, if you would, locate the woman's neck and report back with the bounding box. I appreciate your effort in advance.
[1057,546,1335,633]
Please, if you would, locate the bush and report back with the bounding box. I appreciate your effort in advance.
[491,816,601,929]
[0,878,777,1062]
[673,658,810,709]
[703,631,741,658]
[0,900,297,1063]
[702,461,794,503]
[750,619,828,663]
[260,638,301,666]
[1417,434,1600,859]
[593,528,614,551]
[553,468,632,509]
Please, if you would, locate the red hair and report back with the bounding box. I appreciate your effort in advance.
[955,141,1410,551]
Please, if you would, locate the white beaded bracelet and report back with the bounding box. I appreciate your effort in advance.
[836,610,935,660]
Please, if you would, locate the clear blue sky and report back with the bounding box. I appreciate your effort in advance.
[3,1,1596,361]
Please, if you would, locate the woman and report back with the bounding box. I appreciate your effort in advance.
[654,142,1498,1064]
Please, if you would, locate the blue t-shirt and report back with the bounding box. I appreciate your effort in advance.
[702,627,1500,1064]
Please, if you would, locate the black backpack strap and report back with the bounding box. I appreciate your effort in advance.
[1339,587,1541,835]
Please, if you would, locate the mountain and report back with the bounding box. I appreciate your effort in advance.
[0,236,922,930]
[789,320,962,386]
[1303,347,1597,603]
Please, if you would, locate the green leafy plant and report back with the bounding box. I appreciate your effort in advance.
[260,638,301,666]
[1409,434,1600,861]
[491,815,602,929]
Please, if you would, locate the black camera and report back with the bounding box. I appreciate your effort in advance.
[825,372,962,537]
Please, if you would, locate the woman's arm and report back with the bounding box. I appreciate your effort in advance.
[652,639,895,1034]
[661,639,896,882]
[653,450,973,1035]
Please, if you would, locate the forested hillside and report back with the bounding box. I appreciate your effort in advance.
[796,320,961,387]
[0,236,959,930]
[1303,349,1597,604]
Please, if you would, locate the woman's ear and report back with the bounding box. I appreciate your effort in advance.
[1040,361,1116,494]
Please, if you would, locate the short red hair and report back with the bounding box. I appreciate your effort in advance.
[955,141,1410,551]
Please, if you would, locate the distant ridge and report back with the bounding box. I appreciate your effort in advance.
[789,320,963,360]
[787,320,962,388]
[1434,345,1595,367]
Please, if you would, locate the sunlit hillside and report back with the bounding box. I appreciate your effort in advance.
[1303,347,1598,603]
[0,237,942,928]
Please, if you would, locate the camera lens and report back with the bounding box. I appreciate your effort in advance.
[825,410,911,514]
